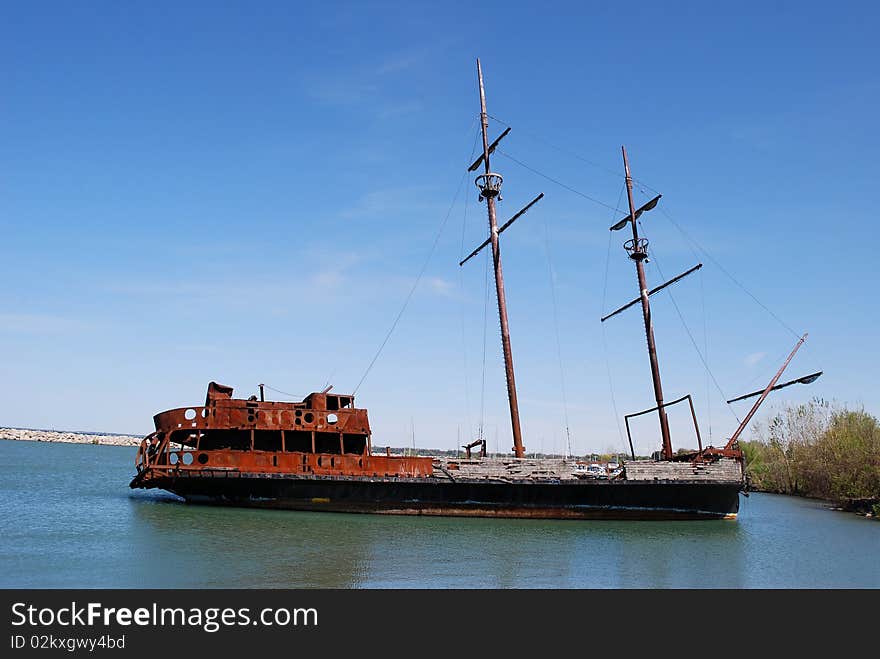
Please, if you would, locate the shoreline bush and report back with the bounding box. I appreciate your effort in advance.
[742,398,880,503]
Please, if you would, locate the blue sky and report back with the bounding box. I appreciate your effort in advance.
[2,1,878,456]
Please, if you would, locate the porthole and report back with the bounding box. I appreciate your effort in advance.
[197,453,209,465]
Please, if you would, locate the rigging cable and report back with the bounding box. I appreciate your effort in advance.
[478,245,491,443]
[474,126,800,442]
[626,173,801,342]
[485,115,801,342]
[657,208,802,342]
[542,210,573,458]
[262,384,305,400]
[647,198,807,399]
[488,114,658,195]
[748,345,798,388]
[700,264,712,440]
[639,219,741,424]
[458,128,482,443]
[353,122,476,395]
[496,148,625,215]
[484,144,750,440]
[474,116,498,447]
[600,184,629,454]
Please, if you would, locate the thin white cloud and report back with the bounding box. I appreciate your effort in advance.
[305,77,379,106]
[426,277,455,298]
[0,313,93,334]
[308,268,346,292]
[338,186,438,220]
[104,281,208,297]
[375,49,427,76]
[377,99,424,119]
[302,47,429,116]
[745,351,766,367]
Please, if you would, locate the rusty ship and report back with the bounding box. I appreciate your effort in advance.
[130,60,817,520]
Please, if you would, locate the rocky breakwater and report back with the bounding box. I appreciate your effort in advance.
[0,427,142,446]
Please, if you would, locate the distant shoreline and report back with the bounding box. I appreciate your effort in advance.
[0,427,142,447]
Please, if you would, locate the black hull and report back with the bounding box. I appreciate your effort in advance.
[140,472,742,520]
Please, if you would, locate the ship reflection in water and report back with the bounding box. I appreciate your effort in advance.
[129,495,371,588]
[128,491,747,589]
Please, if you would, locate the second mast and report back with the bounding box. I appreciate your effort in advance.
[476,59,525,458]
[621,146,673,460]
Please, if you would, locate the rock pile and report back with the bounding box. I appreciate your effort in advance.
[0,427,142,446]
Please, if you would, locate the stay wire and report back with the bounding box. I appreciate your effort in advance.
[487,114,660,197]
[495,148,625,215]
[478,246,491,443]
[354,124,476,395]
[458,127,482,442]
[486,112,799,342]
[601,184,628,453]
[263,384,305,399]
[631,177,800,344]
[656,206,801,341]
[744,344,801,390]
[542,211,572,458]
[642,223,741,425]
[490,112,800,343]
[700,265,712,440]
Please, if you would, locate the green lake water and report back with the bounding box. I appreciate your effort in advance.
[1,440,877,588]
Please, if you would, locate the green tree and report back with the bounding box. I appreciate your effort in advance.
[744,398,880,502]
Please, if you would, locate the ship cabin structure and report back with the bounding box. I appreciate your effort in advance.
[132,382,433,489]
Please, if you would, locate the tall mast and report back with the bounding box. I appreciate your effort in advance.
[476,59,525,458]
[622,146,673,460]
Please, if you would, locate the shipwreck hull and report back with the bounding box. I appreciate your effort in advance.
[141,473,741,520]
[132,383,745,521]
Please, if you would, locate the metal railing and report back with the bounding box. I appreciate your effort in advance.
[623,394,702,460]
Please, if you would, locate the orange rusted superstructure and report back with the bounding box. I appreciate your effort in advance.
[131,382,433,489]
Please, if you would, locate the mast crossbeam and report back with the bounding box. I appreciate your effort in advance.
[725,371,822,404]
[468,127,511,172]
[601,263,703,322]
[459,193,544,266]
[610,194,662,231]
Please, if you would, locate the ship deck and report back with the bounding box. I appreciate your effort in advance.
[429,455,743,484]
